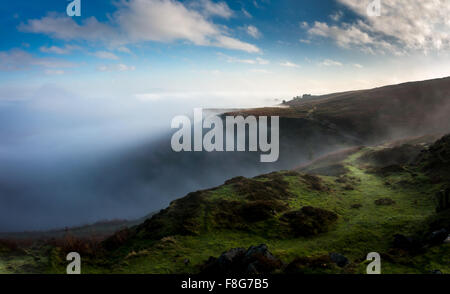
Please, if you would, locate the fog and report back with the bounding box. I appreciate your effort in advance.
[0,86,319,232]
[3,77,449,232]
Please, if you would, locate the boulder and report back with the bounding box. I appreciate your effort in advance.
[200,244,282,274]
[218,248,245,263]
[329,252,349,267]
[393,234,422,251]
[427,229,448,246]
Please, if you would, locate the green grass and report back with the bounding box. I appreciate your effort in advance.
[72,148,446,273]
[2,146,448,274]
[0,248,50,274]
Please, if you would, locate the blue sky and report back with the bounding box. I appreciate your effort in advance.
[0,0,449,107]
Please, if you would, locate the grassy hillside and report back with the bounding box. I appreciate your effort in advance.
[229,77,450,142]
[5,134,446,274]
[2,75,450,274]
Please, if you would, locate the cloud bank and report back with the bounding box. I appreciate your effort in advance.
[307,0,450,55]
[19,0,260,53]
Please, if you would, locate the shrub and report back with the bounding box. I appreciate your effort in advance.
[231,176,292,201]
[47,235,103,256]
[0,239,19,252]
[374,198,396,206]
[301,174,329,191]
[240,200,288,222]
[281,206,338,236]
[102,228,132,250]
[351,204,363,209]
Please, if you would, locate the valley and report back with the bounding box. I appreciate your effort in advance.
[1,77,449,274]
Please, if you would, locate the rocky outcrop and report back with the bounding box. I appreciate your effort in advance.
[200,244,283,274]
[329,253,349,267]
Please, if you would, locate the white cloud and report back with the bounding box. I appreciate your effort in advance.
[353,63,363,68]
[33,59,75,68]
[189,0,233,19]
[135,93,164,102]
[279,61,300,68]
[249,69,271,74]
[45,69,65,75]
[247,25,261,39]
[18,13,116,42]
[255,57,269,65]
[40,45,79,55]
[117,46,132,54]
[19,0,259,53]
[97,64,136,72]
[319,59,343,66]
[330,11,343,21]
[308,21,380,50]
[242,8,252,18]
[0,49,75,71]
[0,50,36,71]
[93,51,119,60]
[219,53,269,65]
[307,0,450,54]
[213,36,260,53]
[299,39,311,44]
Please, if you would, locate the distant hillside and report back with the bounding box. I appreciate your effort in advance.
[229,77,450,143]
[0,212,156,241]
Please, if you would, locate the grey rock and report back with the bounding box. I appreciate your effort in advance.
[217,248,246,266]
[200,244,282,274]
[428,229,448,245]
[393,234,421,251]
[444,235,450,244]
[329,252,349,267]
